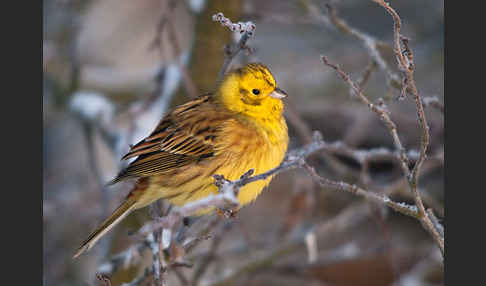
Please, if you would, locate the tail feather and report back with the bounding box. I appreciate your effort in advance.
[73,198,138,259]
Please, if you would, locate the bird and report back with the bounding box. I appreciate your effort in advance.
[73,63,289,258]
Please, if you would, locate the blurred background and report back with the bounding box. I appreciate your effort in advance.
[43,0,444,285]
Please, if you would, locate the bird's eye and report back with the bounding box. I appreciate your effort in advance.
[252,89,260,95]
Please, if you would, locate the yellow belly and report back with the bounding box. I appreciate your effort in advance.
[136,116,288,215]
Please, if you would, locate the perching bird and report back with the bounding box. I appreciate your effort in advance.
[74,63,289,258]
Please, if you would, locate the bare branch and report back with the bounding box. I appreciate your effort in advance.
[372,0,443,257]
[422,96,444,114]
[212,12,256,81]
[322,2,402,90]
[321,55,411,177]
[96,273,112,286]
[97,243,146,275]
[319,1,444,257]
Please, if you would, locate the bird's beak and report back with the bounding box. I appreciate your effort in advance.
[270,87,288,99]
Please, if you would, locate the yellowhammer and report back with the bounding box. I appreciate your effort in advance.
[74,63,289,258]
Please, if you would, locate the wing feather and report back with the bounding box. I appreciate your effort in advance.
[108,95,229,185]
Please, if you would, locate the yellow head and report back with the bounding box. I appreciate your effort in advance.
[217,63,287,120]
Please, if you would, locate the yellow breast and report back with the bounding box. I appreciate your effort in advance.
[216,115,289,206]
[143,113,288,214]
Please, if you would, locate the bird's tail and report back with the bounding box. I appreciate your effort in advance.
[73,196,139,259]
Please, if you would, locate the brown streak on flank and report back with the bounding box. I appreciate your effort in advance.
[162,191,185,200]
[204,162,223,176]
[173,171,203,188]
[182,183,210,202]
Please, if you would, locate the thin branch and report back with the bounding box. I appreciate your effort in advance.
[422,96,444,114]
[135,130,429,247]
[164,0,199,99]
[302,162,419,219]
[207,202,373,286]
[121,268,153,286]
[146,233,163,286]
[320,1,444,257]
[96,273,112,286]
[373,0,443,257]
[321,55,411,177]
[354,60,378,97]
[97,242,146,275]
[136,193,238,238]
[192,222,230,285]
[212,12,256,81]
[322,2,402,90]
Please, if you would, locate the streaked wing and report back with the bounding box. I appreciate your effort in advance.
[108,95,227,184]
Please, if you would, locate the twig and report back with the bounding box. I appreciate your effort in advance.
[372,0,443,257]
[207,202,373,286]
[137,193,238,238]
[322,2,402,90]
[192,222,231,285]
[96,273,112,286]
[212,12,256,81]
[121,268,153,286]
[321,55,411,177]
[321,1,444,257]
[164,0,199,99]
[146,233,163,286]
[302,162,419,219]
[354,60,378,97]
[97,242,146,275]
[131,130,435,270]
[422,96,444,114]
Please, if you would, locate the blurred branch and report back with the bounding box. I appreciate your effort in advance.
[320,0,444,258]
[372,0,443,257]
[301,0,402,92]
[208,202,373,286]
[192,222,231,285]
[96,273,112,286]
[321,55,411,176]
[146,232,164,286]
[154,0,198,99]
[213,132,424,220]
[422,96,444,114]
[97,243,146,276]
[122,129,436,284]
